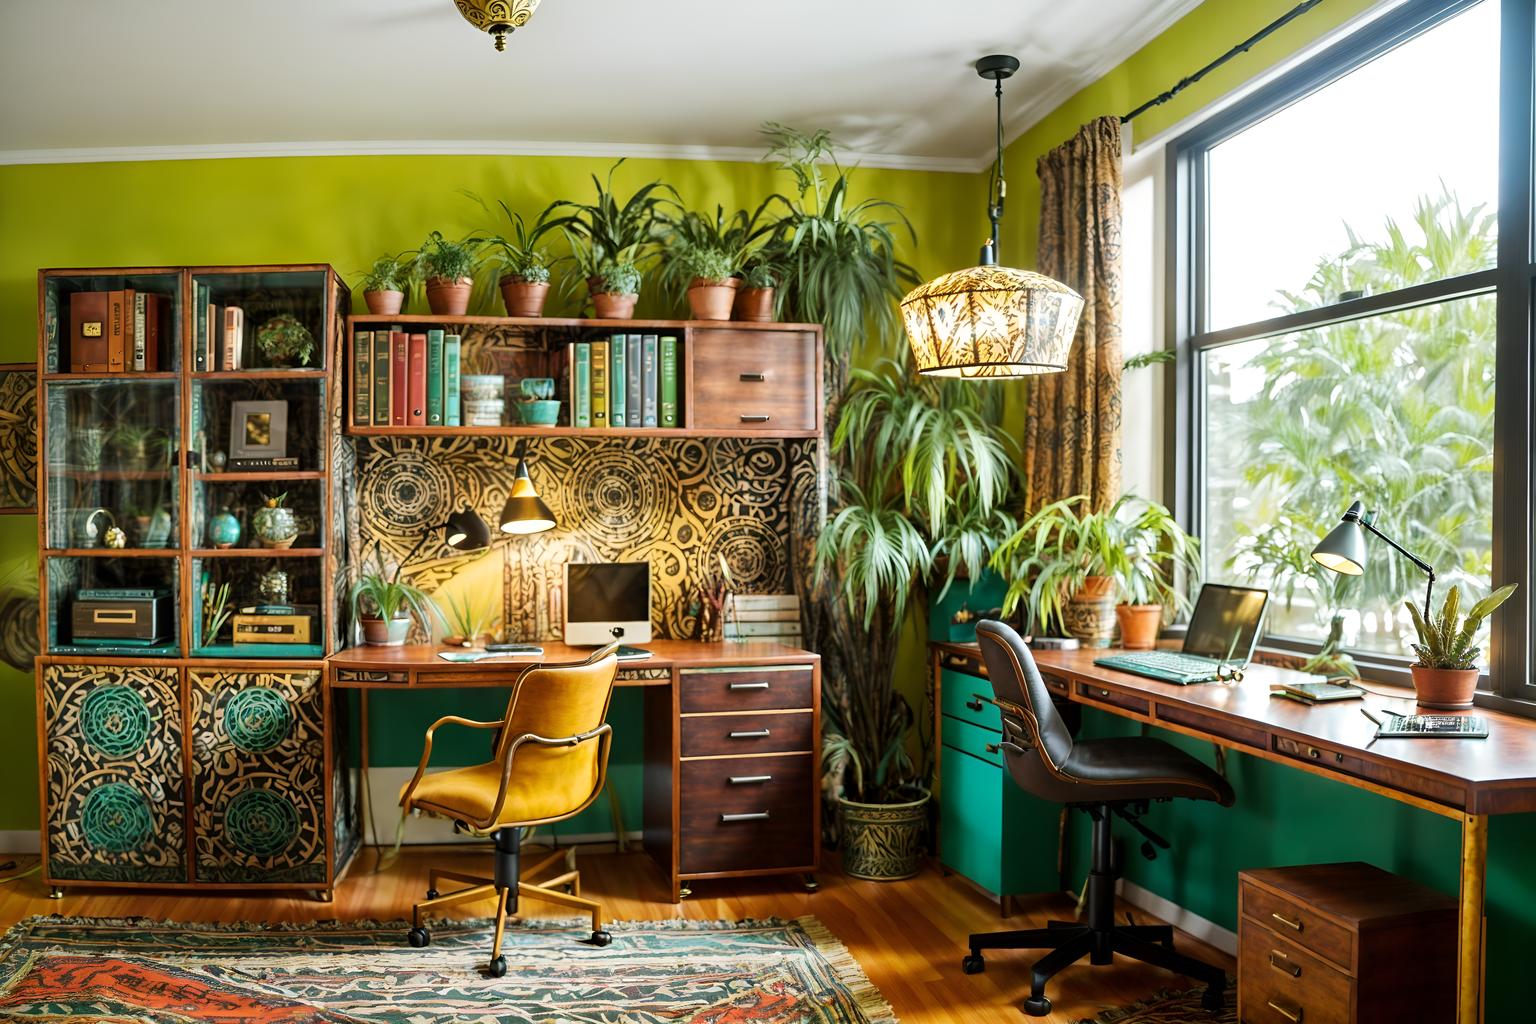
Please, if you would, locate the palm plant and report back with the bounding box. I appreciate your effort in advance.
[817,356,1018,802]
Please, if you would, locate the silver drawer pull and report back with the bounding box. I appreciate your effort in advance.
[739,414,770,423]
[729,728,771,739]
[721,811,770,822]
[739,372,766,382]
[728,775,773,784]
[729,681,770,691]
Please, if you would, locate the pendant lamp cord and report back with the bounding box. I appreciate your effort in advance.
[985,74,1005,265]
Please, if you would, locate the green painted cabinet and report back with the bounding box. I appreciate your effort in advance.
[936,662,1060,906]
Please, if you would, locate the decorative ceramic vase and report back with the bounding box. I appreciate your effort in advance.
[837,788,930,881]
[208,507,241,549]
[1114,604,1163,650]
[591,292,638,319]
[687,278,739,320]
[253,496,299,549]
[1064,575,1116,648]
[425,276,474,316]
[1410,665,1479,709]
[361,615,412,646]
[734,286,775,322]
[364,289,404,315]
[500,279,549,317]
[258,567,290,606]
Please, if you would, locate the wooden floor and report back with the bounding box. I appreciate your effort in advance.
[0,849,1232,1023]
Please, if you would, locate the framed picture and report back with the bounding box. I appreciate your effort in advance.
[229,400,288,460]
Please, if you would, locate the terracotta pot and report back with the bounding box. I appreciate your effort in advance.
[1115,604,1162,650]
[591,292,638,319]
[500,279,549,317]
[1077,575,1115,601]
[424,276,474,316]
[687,277,739,320]
[1410,665,1479,709]
[1064,594,1116,648]
[734,286,775,322]
[364,289,404,315]
[360,615,412,647]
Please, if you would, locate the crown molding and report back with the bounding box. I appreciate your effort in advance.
[0,137,982,174]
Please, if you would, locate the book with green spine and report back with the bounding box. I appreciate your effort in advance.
[641,334,659,427]
[626,334,642,426]
[444,334,462,427]
[353,331,371,426]
[573,342,592,427]
[425,329,445,425]
[660,335,679,427]
[590,339,609,427]
[371,330,390,425]
[609,333,626,427]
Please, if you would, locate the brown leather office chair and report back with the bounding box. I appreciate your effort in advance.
[963,621,1233,1016]
[399,643,620,976]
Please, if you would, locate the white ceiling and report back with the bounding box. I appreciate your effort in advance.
[0,0,1201,170]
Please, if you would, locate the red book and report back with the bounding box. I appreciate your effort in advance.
[407,333,428,426]
[391,331,408,427]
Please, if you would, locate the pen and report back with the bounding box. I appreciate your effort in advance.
[1360,707,1384,727]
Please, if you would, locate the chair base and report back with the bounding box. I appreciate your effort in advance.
[407,828,610,972]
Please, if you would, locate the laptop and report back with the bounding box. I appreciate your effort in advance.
[1094,583,1270,684]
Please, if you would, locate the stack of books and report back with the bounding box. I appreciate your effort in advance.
[68,289,169,372]
[570,333,679,429]
[351,328,463,428]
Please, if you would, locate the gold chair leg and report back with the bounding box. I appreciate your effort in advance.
[492,886,510,960]
[431,868,493,891]
[414,882,498,927]
[519,880,603,934]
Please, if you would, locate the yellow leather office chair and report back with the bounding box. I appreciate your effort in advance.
[399,643,620,976]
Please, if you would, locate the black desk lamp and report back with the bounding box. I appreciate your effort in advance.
[1311,499,1437,618]
[396,507,492,570]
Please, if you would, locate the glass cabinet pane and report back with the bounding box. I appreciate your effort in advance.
[43,272,182,375]
[191,270,329,373]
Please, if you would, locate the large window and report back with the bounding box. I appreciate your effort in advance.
[1173,0,1533,704]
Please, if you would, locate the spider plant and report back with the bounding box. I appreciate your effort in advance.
[441,590,502,646]
[349,551,438,626]
[656,203,774,299]
[468,195,557,285]
[413,231,482,284]
[359,253,414,293]
[544,159,677,283]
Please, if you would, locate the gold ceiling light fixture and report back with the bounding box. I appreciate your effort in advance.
[454,0,541,52]
[901,54,1084,379]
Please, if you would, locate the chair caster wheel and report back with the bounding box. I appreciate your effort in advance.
[1201,985,1225,1012]
[425,888,439,900]
[961,952,985,974]
[1022,995,1052,1017]
[589,930,612,947]
[487,955,507,978]
[406,927,430,948]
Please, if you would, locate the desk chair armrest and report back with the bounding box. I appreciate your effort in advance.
[399,715,505,807]
[477,723,615,830]
[974,692,1031,720]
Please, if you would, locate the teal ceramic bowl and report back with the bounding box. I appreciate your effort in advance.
[518,400,561,426]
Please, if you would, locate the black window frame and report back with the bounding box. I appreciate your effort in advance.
[1166,0,1536,710]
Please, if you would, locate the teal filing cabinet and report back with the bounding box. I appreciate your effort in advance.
[935,655,1061,909]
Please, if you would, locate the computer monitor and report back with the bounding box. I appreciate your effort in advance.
[564,562,652,646]
[1182,583,1270,664]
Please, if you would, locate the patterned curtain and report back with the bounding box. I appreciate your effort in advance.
[1024,116,1124,510]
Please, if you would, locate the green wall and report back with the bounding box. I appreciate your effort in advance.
[0,150,983,833]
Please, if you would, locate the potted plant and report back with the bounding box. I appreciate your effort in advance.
[254,314,316,368]
[544,159,675,317]
[359,254,412,315]
[252,492,300,549]
[735,254,780,322]
[441,590,501,648]
[817,357,1019,879]
[349,555,439,646]
[673,243,738,320]
[590,260,642,319]
[107,423,169,472]
[413,231,481,316]
[475,199,557,317]
[991,494,1198,649]
[657,203,774,319]
[1404,584,1517,708]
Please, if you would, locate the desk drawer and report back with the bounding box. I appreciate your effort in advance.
[679,756,814,874]
[1074,681,1150,716]
[679,666,814,714]
[680,753,812,816]
[937,649,986,677]
[1241,881,1353,972]
[942,714,1003,767]
[680,710,813,757]
[1238,918,1352,1024]
[690,328,817,432]
[940,668,1000,730]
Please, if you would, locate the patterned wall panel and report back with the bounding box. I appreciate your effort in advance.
[187,669,327,884]
[43,664,187,883]
[356,436,814,641]
[0,364,36,513]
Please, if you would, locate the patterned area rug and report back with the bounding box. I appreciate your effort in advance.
[1074,983,1236,1023]
[0,915,897,1024]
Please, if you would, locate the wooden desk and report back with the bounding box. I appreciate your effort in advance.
[930,641,1536,1024]
[327,640,821,902]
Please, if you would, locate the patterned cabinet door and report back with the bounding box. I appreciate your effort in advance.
[188,670,327,884]
[42,663,188,883]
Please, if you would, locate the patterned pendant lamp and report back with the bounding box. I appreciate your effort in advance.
[454,0,541,51]
[902,55,1084,378]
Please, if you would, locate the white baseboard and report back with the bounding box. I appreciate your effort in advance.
[0,830,39,855]
[1120,880,1237,955]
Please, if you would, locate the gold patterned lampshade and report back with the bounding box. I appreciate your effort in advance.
[499,455,556,534]
[902,266,1084,378]
[454,0,541,51]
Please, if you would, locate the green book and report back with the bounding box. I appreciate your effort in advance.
[574,342,592,428]
[444,334,462,427]
[371,331,390,426]
[352,331,371,427]
[660,335,679,427]
[626,334,642,426]
[641,334,659,427]
[609,332,626,426]
[426,328,445,426]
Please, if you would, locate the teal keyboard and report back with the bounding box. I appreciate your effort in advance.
[1094,651,1225,684]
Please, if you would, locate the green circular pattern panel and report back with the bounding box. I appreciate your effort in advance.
[80,782,154,853]
[224,787,299,857]
[80,685,153,759]
[223,688,292,753]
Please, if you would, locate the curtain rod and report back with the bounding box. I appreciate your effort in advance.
[1121,0,1327,124]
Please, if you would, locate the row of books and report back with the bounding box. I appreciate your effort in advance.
[67,289,169,372]
[573,334,680,429]
[191,282,257,371]
[351,329,463,427]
